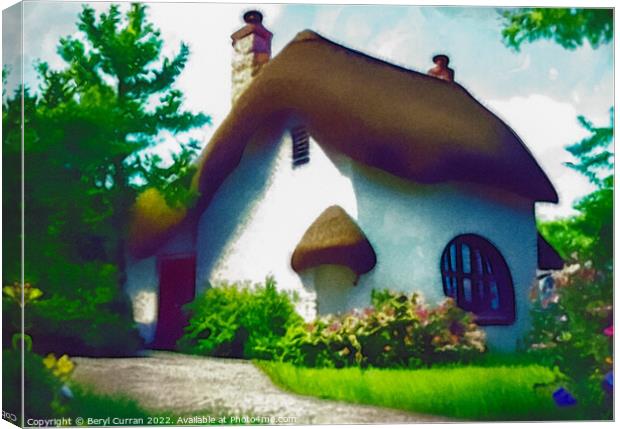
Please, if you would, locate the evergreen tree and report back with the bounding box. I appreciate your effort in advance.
[2,3,208,354]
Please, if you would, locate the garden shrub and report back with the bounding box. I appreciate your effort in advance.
[27,293,144,357]
[3,349,61,420]
[277,289,486,368]
[3,276,143,357]
[178,276,302,360]
[527,262,613,419]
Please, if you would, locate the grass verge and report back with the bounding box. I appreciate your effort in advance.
[59,385,243,425]
[257,361,577,421]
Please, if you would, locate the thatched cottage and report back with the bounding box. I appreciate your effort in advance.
[125,11,563,351]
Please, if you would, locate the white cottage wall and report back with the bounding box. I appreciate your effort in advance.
[339,160,537,351]
[195,127,358,318]
[128,125,538,351]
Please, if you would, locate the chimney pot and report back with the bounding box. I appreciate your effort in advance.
[428,54,455,82]
[243,10,263,24]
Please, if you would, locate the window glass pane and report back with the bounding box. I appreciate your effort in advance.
[450,244,456,272]
[444,275,452,295]
[451,277,458,298]
[474,249,483,274]
[490,281,499,310]
[443,254,449,272]
[484,255,493,274]
[462,244,471,273]
[463,278,472,302]
[476,279,484,300]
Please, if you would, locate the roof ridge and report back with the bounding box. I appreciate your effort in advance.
[287,28,455,88]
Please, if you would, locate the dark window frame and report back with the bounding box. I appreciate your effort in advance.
[440,234,515,325]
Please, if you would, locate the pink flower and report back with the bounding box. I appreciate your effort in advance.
[327,321,342,332]
[416,309,429,321]
[363,307,375,317]
[604,325,613,337]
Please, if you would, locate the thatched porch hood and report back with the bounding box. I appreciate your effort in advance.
[291,205,377,278]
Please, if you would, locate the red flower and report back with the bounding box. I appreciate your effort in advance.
[604,325,613,336]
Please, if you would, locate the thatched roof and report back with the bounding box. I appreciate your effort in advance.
[128,29,558,258]
[291,206,377,276]
[537,233,564,270]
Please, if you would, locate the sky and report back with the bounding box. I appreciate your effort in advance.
[1,0,615,220]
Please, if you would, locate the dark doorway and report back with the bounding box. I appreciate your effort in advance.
[152,255,196,350]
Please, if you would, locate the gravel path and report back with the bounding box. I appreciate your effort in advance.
[72,351,443,424]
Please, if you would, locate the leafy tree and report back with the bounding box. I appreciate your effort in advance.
[499,6,613,267]
[538,109,613,268]
[37,3,208,282]
[500,7,614,417]
[501,8,613,51]
[2,3,209,354]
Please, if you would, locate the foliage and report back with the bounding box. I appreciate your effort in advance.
[2,281,39,353]
[3,350,62,420]
[2,3,210,355]
[501,8,613,51]
[533,106,613,419]
[532,111,612,419]
[527,263,613,419]
[26,288,145,356]
[565,109,614,188]
[179,277,302,360]
[259,361,566,420]
[543,109,614,267]
[3,349,153,422]
[502,9,613,417]
[538,180,612,266]
[3,277,143,356]
[60,386,152,422]
[277,290,485,369]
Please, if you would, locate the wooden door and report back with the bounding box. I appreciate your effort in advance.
[152,255,196,350]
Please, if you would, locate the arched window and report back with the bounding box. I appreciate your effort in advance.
[440,234,515,325]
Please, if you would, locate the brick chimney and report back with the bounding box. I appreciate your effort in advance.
[427,54,455,82]
[231,10,273,104]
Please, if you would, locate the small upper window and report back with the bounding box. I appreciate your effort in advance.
[291,125,310,168]
[440,234,515,325]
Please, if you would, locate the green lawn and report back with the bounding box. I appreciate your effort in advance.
[258,361,575,421]
[60,385,233,426]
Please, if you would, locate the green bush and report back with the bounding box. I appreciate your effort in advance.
[277,289,486,368]
[3,349,61,420]
[3,349,153,422]
[178,276,302,359]
[3,272,144,357]
[27,293,144,357]
[527,262,612,419]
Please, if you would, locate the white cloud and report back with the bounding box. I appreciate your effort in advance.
[488,95,596,220]
[548,67,559,80]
